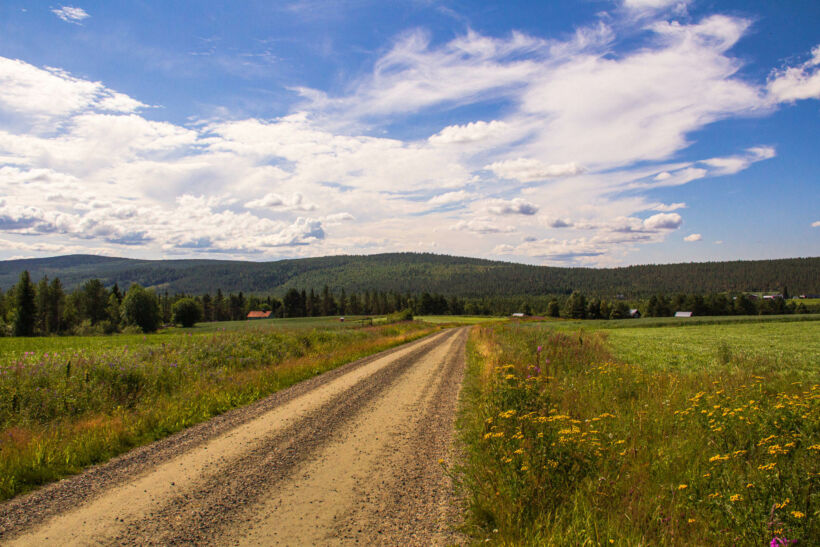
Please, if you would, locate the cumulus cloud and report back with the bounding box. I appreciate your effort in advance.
[428,120,508,145]
[486,198,539,215]
[812,221,820,228]
[643,212,683,231]
[452,218,515,234]
[245,192,317,212]
[484,158,584,182]
[684,233,702,242]
[548,218,573,228]
[52,6,89,24]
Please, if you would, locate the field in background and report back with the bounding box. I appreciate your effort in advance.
[0,315,376,355]
[0,319,437,500]
[457,317,819,544]
[607,320,819,374]
[542,313,820,330]
[417,315,507,324]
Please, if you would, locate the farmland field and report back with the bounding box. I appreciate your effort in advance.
[417,315,508,324]
[0,318,437,500]
[457,317,819,544]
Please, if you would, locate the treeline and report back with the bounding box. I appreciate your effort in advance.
[2,270,817,337]
[538,291,816,320]
[0,271,172,336]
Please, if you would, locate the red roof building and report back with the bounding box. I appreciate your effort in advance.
[247,310,272,319]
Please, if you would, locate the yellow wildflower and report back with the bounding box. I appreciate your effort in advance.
[688,518,696,523]
[791,511,805,519]
[730,494,742,502]
[678,484,688,490]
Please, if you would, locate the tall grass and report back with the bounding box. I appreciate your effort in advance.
[457,322,819,545]
[0,321,435,500]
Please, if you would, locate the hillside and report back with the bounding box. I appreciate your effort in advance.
[0,253,817,298]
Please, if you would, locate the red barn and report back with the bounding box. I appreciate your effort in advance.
[247,311,272,319]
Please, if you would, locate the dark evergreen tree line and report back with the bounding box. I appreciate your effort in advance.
[2,270,816,337]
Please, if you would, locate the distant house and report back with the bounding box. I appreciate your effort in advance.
[763,294,783,300]
[247,310,272,319]
[674,311,693,318]
[629,309,641,318]
[511,312,525,318]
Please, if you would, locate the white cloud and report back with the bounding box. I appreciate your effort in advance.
[246,192,317,212]
[684,233,702,242]
[643,212,683,231]
[768,45,820,102]
[701,146,776,175]
[452,218,515,234]
[485,198,539,216]
[812,221,820,228]
[485,158,584,182]
[428,120,508,145]
[52,6,89,24]
[652,202,686,212]
[1,11,819,265]
[428,190,473,205]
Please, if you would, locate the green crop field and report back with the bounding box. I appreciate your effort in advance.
[457,316,819,545]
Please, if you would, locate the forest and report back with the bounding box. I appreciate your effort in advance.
[1,253,818,299]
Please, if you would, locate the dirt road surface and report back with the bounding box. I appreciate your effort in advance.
[0,328,468,546]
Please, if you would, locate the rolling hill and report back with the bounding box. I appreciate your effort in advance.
[0,253,817,298]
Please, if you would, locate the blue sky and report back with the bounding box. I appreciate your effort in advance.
[0,0,818,266]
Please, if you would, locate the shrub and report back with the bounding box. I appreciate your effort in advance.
[172,298,203,328]
[120,284,160,333]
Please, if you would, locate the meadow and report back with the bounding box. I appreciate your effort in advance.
[0,318,436,500]
[457,317,819,545]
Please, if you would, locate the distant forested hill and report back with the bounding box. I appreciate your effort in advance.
[0,253,817,298]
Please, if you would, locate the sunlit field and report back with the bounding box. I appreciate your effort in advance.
[417,315,508,324]
[457,318,819,544]
[0,319,436,500]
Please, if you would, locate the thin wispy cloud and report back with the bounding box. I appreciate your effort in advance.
[52,6,90,24]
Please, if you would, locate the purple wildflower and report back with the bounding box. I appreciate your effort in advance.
[536,346,542,352]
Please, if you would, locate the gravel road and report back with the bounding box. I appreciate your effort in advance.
[0,327,468,546]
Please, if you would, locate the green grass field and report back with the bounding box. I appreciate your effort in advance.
[0,315,380,356]
[457,317,819,544]
[417,315,508,324]
[607,320,820,374]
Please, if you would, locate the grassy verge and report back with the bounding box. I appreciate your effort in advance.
[456,320,819,544]
[0,321,437,501]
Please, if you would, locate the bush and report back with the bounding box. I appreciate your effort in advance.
[121,284,160,333]
[172,298,203,328]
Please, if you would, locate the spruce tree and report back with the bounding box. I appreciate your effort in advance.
[13,271,36,337]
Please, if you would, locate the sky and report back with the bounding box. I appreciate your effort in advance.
[0,1,818,267]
